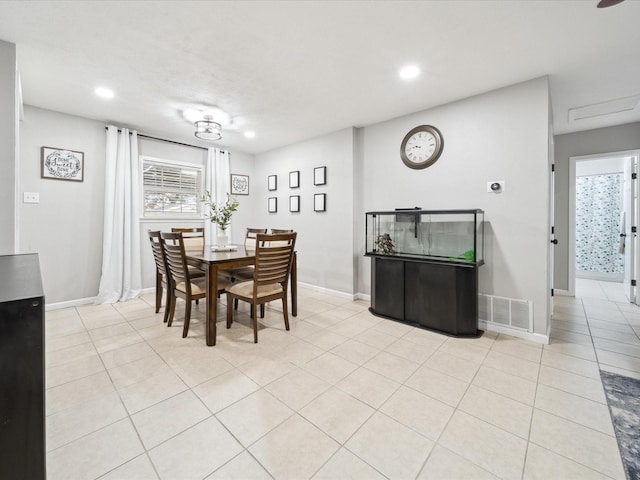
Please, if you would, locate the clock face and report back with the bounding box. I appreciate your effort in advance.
[400,125,443,169]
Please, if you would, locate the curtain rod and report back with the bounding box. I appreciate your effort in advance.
[104,126,226,153]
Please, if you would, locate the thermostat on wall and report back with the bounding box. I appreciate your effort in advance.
[487,181,505,193]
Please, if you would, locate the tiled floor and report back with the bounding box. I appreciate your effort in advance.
[44,280,639,480]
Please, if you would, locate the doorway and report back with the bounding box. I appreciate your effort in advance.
[569,150,640,303]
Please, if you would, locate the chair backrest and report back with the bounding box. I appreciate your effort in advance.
[245,228,267,249]
[148,230,169,277]
[254,232,297,288]
[160,232,191,286]
[171,227,204,250]
[269,229,294,246]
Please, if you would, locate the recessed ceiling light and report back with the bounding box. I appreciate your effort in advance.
[95,87,114,99]
[399,65,420,80]
[244,131,256,139]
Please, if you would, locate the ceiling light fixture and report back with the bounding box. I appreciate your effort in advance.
[95,87,114,99]
[597,0,624,7]
[194,115,222,141]
[244,131,256,139]
[399,65,420,80]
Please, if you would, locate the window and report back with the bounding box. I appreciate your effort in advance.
[141,157,204,218]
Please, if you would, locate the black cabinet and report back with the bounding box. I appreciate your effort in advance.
[0,254,46,480]
[369,255,480,337]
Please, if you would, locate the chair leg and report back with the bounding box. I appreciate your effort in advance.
[183,298,192,338]
[282,296,290,331]
[260,304,265,318]
[226,292,234,329]
[234,298,238,310]
[162,287,171,323]
[155,273,162,313]
[195,299,199,305]
[167,291,176,327]
[252,301,259,343]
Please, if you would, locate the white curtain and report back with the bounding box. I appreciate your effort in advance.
[204,148,231,244]
[95,126,142,303]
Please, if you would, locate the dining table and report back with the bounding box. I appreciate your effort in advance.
[185,245,297,346]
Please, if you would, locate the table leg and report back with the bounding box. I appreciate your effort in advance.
[291,252,297,317]
[206,264,218,346]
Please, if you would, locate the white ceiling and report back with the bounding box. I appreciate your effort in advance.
[1,0,639,155]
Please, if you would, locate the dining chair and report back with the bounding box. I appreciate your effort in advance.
[171,227,204,250]
[269,229,294,246]
[148,230,172,323]
[161,231,230,337]
[222,227,267,283]
[221,228,268,313]
[225,232,297,343]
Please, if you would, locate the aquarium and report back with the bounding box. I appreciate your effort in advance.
[365,209,484,264]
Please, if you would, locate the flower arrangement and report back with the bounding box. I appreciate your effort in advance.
[202,191,239,232]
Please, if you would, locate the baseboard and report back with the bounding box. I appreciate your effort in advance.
[355,293,371,302]
[297,282,356,300]
[45,287,156,311]
[554,289,571,296]
[479,320,549,345]
[45,296,96,311]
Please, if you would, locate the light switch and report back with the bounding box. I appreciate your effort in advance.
[23,192,39,203]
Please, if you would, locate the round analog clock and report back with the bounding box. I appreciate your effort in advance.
[400,125,444,169]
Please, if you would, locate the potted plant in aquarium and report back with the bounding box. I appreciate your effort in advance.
[202,191,239,246]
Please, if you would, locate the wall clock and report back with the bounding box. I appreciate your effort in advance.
[400,125,444,169]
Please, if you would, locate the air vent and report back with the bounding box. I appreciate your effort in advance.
[478,293,533,332]
[569,95,640,122]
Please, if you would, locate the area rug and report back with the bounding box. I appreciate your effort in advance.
[600,370,640,480]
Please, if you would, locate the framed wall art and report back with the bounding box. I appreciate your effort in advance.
[230,174,249,195]
[268,175,277,191]
[289,195,300,212]
[314,166,327,186]
[314,193,326,212]
[289,170,300,189]
[41,146,84,182]
[268,197,278,213]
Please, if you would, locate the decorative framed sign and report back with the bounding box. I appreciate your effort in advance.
[289,195,300,212]
[230,174,249,195]
[314,166,327,186]
[314,193,326,212]
[289,170,300,188]
[268,197,278,213]
[268,175,277,191]
[41,146,84,182]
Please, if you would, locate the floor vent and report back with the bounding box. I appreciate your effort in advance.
[478,293,533,332]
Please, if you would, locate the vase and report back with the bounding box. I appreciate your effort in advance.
[216,233,229,247]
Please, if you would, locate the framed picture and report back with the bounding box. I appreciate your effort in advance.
[289,170,300,188]
[314,193,326,212]
[314,166,327,186]
[230,174,249,195]
[289,195,300,212]
[41,146,84,182]
[268,175,277,191]
[268,197,278,213]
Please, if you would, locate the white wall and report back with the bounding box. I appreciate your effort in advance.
[254,128,355,295]
[356,77,551,335]
[0,40,17,254]
[19,106,107,303]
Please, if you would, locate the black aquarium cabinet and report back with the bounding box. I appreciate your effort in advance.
[366,209,484,337]
[0,254,46,480]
